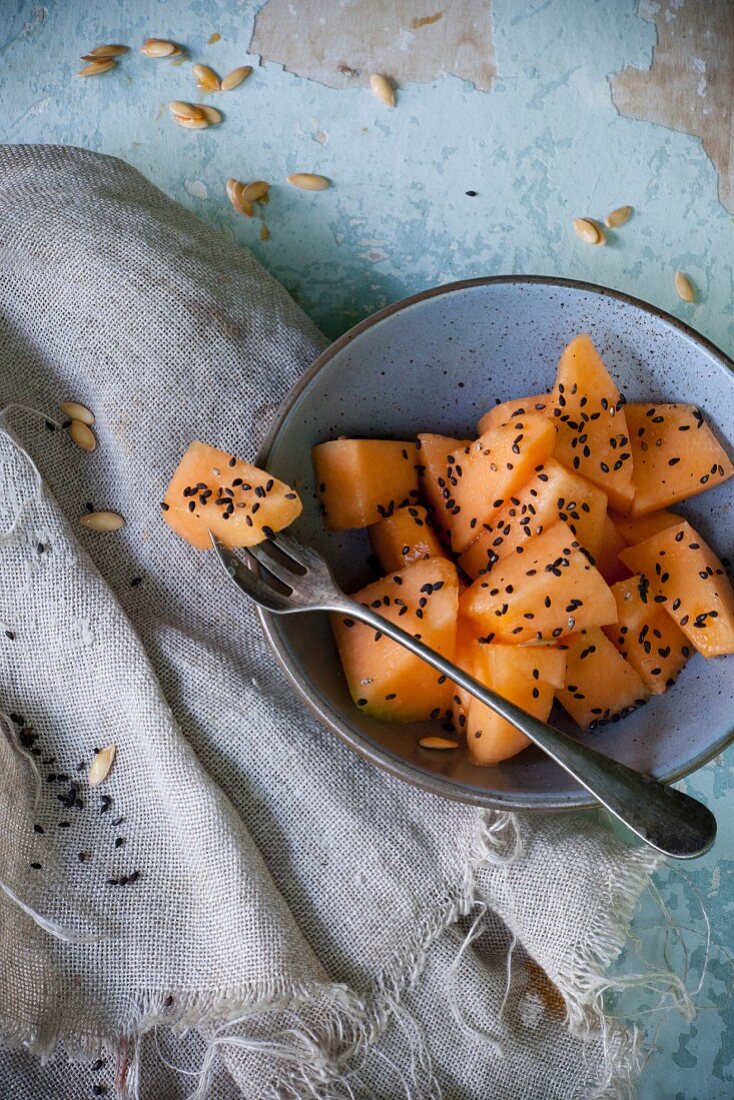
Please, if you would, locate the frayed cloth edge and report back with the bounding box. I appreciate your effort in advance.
[0,812,668,1100]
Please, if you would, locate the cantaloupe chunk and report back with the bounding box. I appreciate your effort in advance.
[162,441,302,550]
[594,513,632,585]
[369,505,446,573]
[548,335,635,512]
[619,521,734,658]
[603,576,691,694]
[458,459,607,580]
[477,394,548,435]
[466,645,566,765]
[313,439,418,530]
[624,403,733,516]
[610,508,683,546]
[331,558,459,722]
[449,414,557,552]
[556,628,649,728]
[416,433,472,540]
[461,523,617,643]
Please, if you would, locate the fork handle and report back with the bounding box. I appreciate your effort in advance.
[340,599,716,859]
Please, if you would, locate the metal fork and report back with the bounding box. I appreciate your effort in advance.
[210,531,716,859]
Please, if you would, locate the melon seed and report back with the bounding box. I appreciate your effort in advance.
[140,39,178,58]
[60,401,95,425]
[69,420,98,452]
[221,66,252,91]
[242,180,269,202]
[572,218,605,245]
[418,736,458,750]
[174,116,209,130]
[369,73,396,107]
[199,105,222,125]
[604,205,633,228]
[77,59,117,77]
[80,511,125,532]
[287,173,331,191]
[674,271,695,302]
[192,64,220,91]
[81,45,128,60]
[88,745,116,786]
[168,101,206,121]
[226,179,254,216]
[226,178,243,205]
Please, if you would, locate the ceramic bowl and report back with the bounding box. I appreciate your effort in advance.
[256,277,734,810]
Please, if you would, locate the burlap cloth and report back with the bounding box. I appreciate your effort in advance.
[0,144,687,1098]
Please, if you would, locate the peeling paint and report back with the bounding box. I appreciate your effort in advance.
[185,179,208,199]
[610,0,733,212]
[251,0,496,92]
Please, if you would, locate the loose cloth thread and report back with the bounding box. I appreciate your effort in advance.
[0,144,690,1099]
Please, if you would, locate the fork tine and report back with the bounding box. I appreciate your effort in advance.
[264,528,313,567]
[209,533,291,612]
[246,542,298,588]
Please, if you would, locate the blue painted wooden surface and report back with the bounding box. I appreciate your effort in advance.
[1,0,732,1094]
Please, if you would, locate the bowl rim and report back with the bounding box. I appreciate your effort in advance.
[255,274,734,811]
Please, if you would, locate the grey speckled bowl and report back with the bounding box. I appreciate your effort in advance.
[257,277,734,811]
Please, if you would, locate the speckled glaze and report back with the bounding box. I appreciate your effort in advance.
[258,276,734,810]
